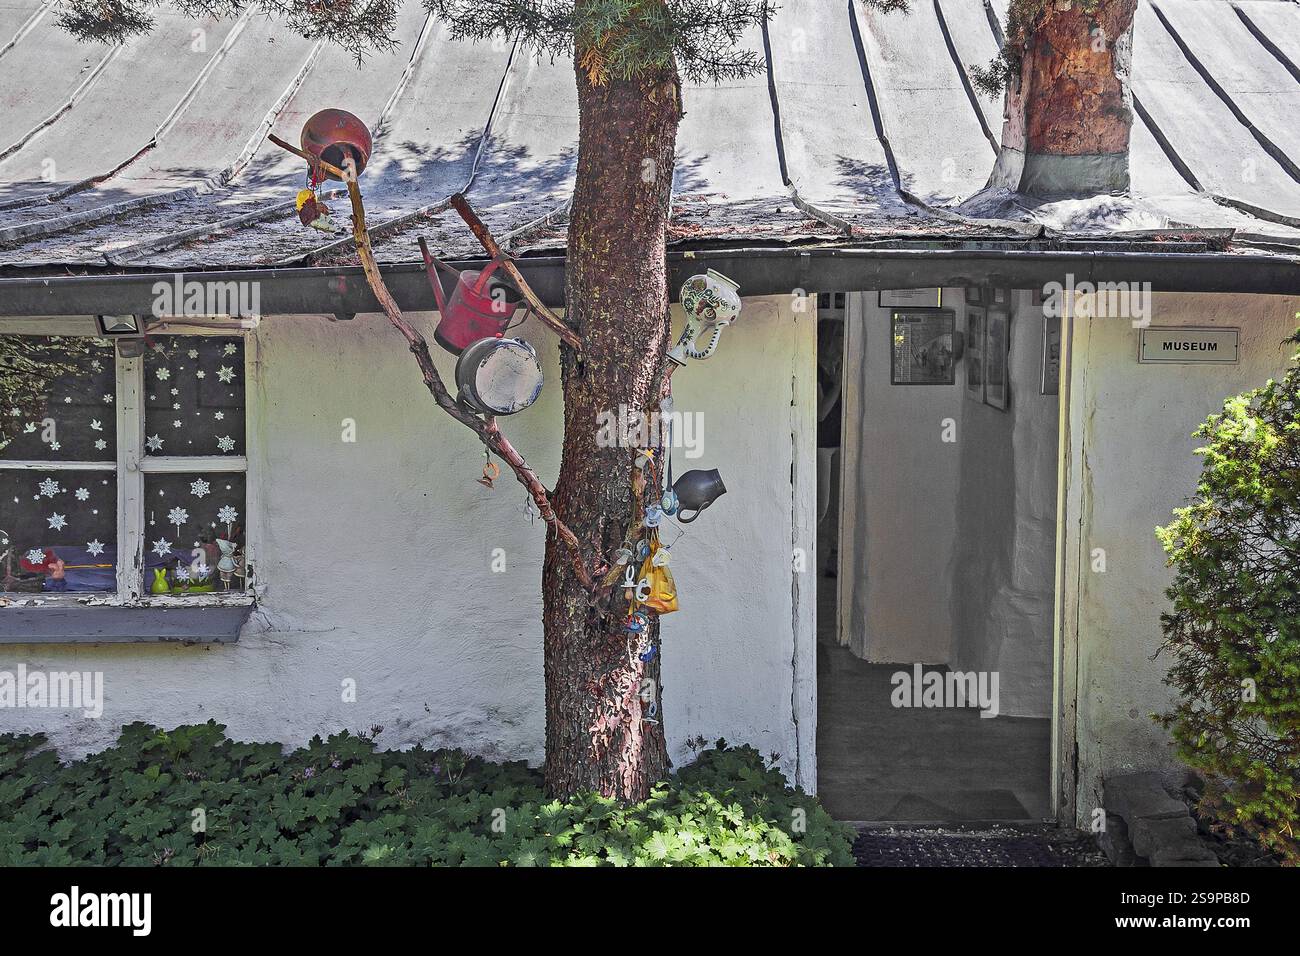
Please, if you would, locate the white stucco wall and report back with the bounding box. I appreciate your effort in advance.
[845,290,963,664]
[2,295,818,790]
[1066,293,1300,819]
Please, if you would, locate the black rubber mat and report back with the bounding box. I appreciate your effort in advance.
[853,830,1109,867]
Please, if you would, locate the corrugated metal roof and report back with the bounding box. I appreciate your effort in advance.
[2,0,1300,272]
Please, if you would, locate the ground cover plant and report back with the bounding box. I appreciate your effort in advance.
[0,722,854,866]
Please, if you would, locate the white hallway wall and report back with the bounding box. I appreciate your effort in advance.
[5,296,818,790]
[843,286,1057,707]
[1067,293,1300,819]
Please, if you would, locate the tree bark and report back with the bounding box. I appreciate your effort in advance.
[541,53,681,801]
[990,0,1139,196]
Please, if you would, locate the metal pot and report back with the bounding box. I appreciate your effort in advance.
[455,337,543,415]
[301,109,373,180]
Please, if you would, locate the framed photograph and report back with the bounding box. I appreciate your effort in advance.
[1041,315,1061,395]
[880,288,942,309]
[891,309,957,385]
[965,306,985,403]
[964,285,984,305]
[985,307,1010,410]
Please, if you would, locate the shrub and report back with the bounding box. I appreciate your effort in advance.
[0,723,855,866]
[1156,329,1300,865]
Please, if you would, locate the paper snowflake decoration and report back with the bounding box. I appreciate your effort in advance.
[146,434,164,452]
[90,359,102,371]
[151,538,172,557]
[47,513,67,530]
[187,349,199,359]
[214,412,225,421]
[217,505,239,525]
[190,479,211,498]
[193,563,210,579]
[24,548,45,564]
[216,435,235,453]
[172,403,180,410]
[223,343,237,355]
[49,441,60,451]
[74,488,89,501]
[216,366,236,384]
[173,420,182,428]
[168,507,189,527]
[94,439,107,451]
[196,371,205,379]
[156,368,171,381]
[37,478,60,498]
[86,539,105,557]
[90,419,103,431]
[175,566,191,581]
[103,394,113,404]
[63,396,72,404]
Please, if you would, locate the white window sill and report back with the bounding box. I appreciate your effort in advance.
[0,591,256,609]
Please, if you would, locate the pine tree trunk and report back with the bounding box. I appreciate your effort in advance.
[541,56,681,801]
[991,0,1138,196]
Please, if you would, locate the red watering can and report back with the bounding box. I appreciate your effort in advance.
[419,238,524,355]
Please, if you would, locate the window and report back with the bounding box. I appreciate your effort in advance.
[1,331,250,601]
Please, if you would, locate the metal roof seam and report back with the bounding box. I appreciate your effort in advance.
[759,10,851,236]
[150,9,255,144]
[372,13,437,141]
[0,0,51,63]
[1208,194,1300,232]
[116,13,436,266]
[287,33,523,267]
[1149,0,1300,186]
[501,199,573,251]
[933,0,1000,155]
[1131,93,1204,193]
[981,0,1006,45]
[0,6,258,217]
[0,30,327,248]
[760,14,792,187]
[846,0,903,194]
[99,38,331,263]
[1231,1,1300,85]
[0,44,122,162]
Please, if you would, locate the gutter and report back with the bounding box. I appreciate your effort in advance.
[2,246,1300,317]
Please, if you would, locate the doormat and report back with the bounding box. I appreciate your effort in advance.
[852,828,1109,867]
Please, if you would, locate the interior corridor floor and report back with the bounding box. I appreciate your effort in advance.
[816,573,1052,823]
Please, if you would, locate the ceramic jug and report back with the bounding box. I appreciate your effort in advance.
[671,468,727,523]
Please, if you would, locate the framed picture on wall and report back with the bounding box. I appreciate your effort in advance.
[1041,314,1061,395]
[890,309,957,385]
[985,307,1010,410]
[965,306,985,403]
[964,285,984,305]
[880,288,942,309]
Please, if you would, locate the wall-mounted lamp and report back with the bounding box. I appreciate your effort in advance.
[95,314,141,336]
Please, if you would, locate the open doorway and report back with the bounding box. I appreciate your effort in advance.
[816,288,1059,823]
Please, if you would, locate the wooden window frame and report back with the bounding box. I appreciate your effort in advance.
[0,318,259,610]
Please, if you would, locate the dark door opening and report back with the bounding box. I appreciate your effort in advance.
[816,289,1057,823]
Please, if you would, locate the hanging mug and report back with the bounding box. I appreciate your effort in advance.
[672,468,727,523]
